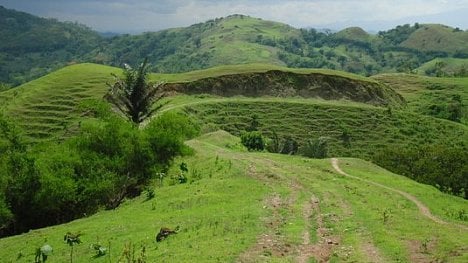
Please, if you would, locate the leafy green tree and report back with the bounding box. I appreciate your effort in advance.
[105,58,165,124]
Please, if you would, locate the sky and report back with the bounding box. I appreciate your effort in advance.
[1,0,468,33]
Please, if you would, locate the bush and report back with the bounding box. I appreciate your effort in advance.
[301,137,328,158]
[0,112,198,236]
[373,145,468,199]
[280,136,298,155]
[240,131,265,151]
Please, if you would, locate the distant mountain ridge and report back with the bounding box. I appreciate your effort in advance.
[1,7,468,86]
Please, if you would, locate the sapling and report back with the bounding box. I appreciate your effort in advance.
[64,232,82,263]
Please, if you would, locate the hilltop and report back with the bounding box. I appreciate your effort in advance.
[401,24,468,54]
[1,7,468,86]
[0,63,404,142]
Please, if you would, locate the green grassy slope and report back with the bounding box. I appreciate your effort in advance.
[372,73,468,124]
[152,63,374,83]
[0,63,119,142]
[0,63,405,142]
[180,99,467,158]
[334,27,374,42]
[97,15,299,73]
[416,57,468,76]
[401,24,468,54]
[0,131,466,262]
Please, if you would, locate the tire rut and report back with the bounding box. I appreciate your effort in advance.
[331,158,468,231]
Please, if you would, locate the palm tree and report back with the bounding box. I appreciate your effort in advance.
[105,58,165,124]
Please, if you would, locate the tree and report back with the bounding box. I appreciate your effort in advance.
[105,58,165,124]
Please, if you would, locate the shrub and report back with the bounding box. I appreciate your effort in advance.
[265,131,280,153]
[373,145,468,199]
[301,137,328,158]
[240,131,265,151]
[0,111,199,237]
[280,136,298,155]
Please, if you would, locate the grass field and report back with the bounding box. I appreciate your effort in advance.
[0,63,120,142]
[0,131,466,262]
[0,63,395,142]
[178,98,467,158]
[372,73,468,124]
[152,63,377,83]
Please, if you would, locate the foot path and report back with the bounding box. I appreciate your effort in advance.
[331,158,467,230]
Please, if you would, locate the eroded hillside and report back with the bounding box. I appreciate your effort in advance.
[164,70,405,107]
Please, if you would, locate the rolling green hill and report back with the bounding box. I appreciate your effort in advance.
[0,131,466,262]
[0,57,467,262]
[0,6,102,85]
[372,73,468,124]
[401,24,468,54]
[0,63,119,142]
[0,63,406,142]
[2,6,468,86]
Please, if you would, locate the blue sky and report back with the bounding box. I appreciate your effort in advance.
[1,0,467,33]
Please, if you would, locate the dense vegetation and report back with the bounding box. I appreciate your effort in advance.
[373,74,468,124]
[0,108,197,237]
[2,6,468,86]
[374,145,467,199]
[0,6,101,86]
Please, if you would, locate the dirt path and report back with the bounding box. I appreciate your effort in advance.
[331,158,468,230]
[296,196,340,263]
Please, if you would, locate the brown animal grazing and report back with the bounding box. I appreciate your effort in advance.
[156,226,180,242]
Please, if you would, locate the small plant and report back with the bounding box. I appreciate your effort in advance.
[90,243,107,257]
[189,168,202,181]
[156,172,166,187]
[381,208,392,224]
[34,244,53,263]
[178,162,188,184]
[118,242,146,263]
[145,188,155,200]
[64,232,81,263]
[266,130,280,153]
[421,238,431,254]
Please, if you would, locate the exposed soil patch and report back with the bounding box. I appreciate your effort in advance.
[361,242,385,263]
[237,193,293,262]
[296,196,340,263]
[407,239,438,263]
[164,70,405,107]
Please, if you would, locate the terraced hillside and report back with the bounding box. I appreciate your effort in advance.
[0,63,119,142]
[179,99,467,158]
[0,131,466,262]
[372,73,468,124]
[0,63,406,142]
